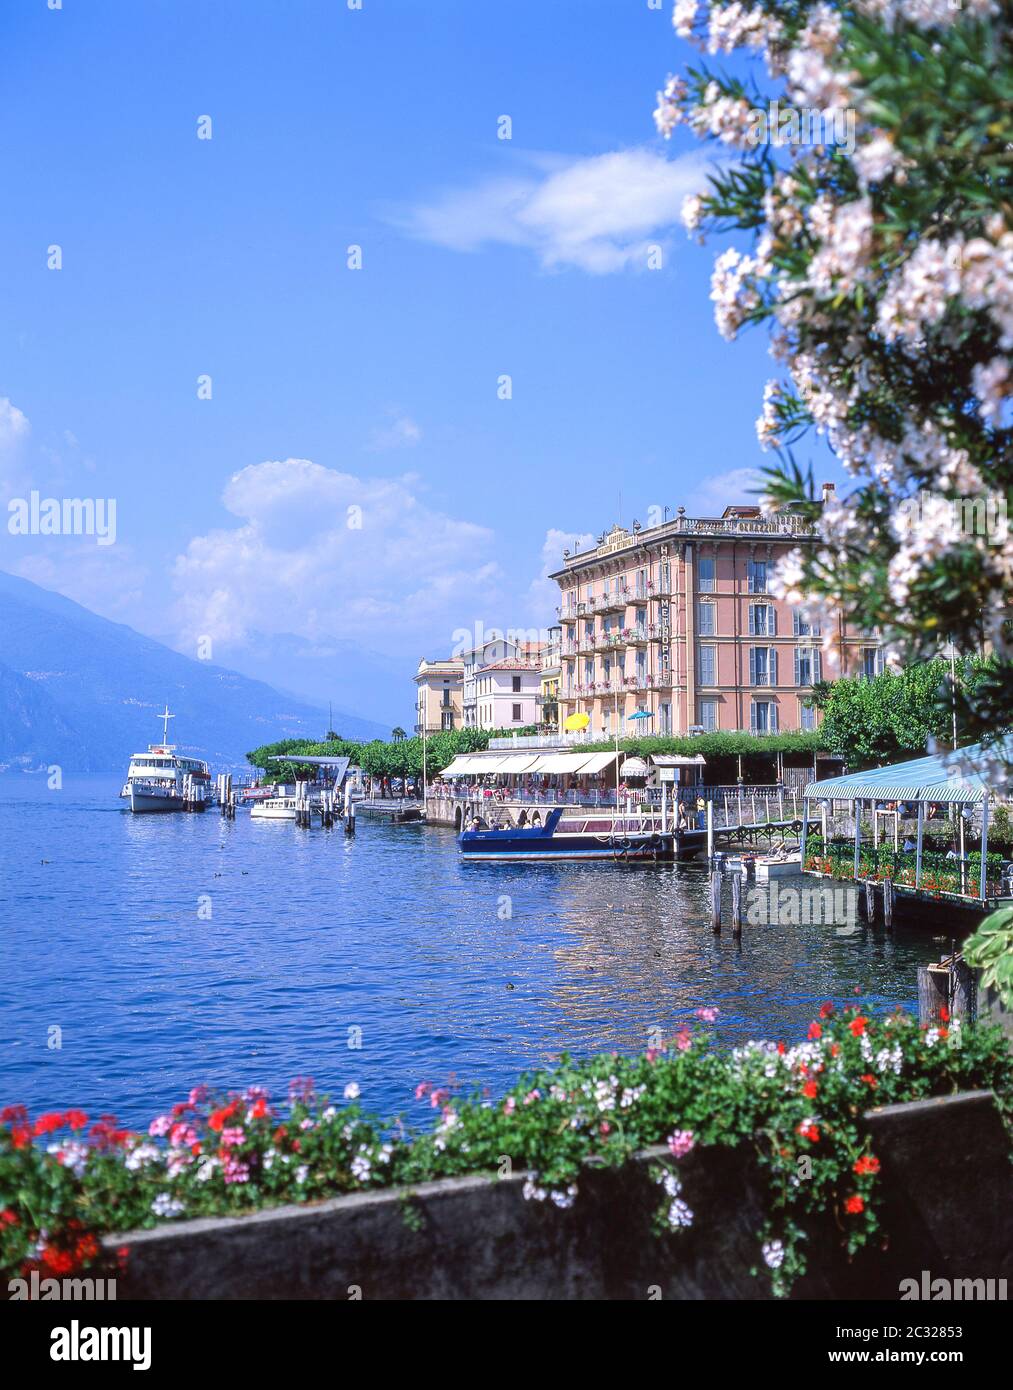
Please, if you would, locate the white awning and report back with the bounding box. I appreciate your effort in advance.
[529,753,590,774]
[574,751,623,775]
[495,754,542,773]
[439,755,482,777]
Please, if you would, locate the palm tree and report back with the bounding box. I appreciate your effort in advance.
[391,727,407,742]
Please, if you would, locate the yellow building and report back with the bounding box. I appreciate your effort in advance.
[414,657,464,735]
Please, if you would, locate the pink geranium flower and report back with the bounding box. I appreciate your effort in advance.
[667,1130,695,1158]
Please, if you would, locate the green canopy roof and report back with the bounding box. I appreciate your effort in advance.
[803,739,1011,806]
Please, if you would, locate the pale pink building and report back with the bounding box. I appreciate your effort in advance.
[550,493,883,738]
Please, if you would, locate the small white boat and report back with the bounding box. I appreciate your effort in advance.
[250,796,300,821]
[754,854,802,881]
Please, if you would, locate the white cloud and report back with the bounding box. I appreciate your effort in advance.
[527,527,595,621]
[368,411,422,451]
[0,398,29,450]
[685,468,766,516]
[172,458,503,654]
[0,398,31,501]
[392,148,714,274]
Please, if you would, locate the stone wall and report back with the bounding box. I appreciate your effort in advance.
[105,1091,1011,1300]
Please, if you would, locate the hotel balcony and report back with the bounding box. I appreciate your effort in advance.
[598,589,630,614]
[622,625,650,646]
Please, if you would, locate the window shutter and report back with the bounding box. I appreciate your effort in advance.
[770,648,778,686]
[814,649,822,683]
[770,702,779,731]
[749,648,756,685]
[770,607,777,636]
[749,703,757,733]
[748,605,754,636]
[793,609,800,636]
[793,648,800,686]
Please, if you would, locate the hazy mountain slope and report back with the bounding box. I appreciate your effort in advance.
[0,571,390,772]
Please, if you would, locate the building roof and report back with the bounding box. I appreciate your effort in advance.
[479,659,542,672]
[415,657,464,680]
[802,739,1012,806]
[267,755,351,781]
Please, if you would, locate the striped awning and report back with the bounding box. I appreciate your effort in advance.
[803,739,1010,806]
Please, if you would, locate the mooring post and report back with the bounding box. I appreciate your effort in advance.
[710,869,721,933]
[864,877,875,923]
[949,954,977,1022]
[883,877,894,929]
[706,797,714,861]
[917,965,948,1025]
[730,870,742,936]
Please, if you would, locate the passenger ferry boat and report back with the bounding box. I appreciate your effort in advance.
[459,807,673,862]
[119,707,211,813]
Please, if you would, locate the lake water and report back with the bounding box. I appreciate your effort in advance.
[0,778,940,1128]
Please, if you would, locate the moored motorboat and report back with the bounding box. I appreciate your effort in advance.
[459,807,672,862]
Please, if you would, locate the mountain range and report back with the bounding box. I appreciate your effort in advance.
[0,571,391,774]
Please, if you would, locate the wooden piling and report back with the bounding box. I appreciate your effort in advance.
[864,878,875,923]
[917,955,977,1025]
[883,877,894,929]
[710,870,721,934]
[730,871,742,936]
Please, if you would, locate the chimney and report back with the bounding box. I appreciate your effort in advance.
[821,481,836,506]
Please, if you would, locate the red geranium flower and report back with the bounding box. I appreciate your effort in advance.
[939,1005,950,1023]
[32,1112,65,1136]
[845,1195,865,1215]
[819,1002,834,1019]
[64,1109,88,1131]
[859,1073,878,1088]
[10,1125,31,1150]
[808,1022,822,1040]
[802,1080,818,1099]
[0,1209,18,1226]
[849,1015,869,1037]
[41,1247,76,1275]
[854,1155,880,1176]
[0,1105,28,1126]
[250,1098,268,1120]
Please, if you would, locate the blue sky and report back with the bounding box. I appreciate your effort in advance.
[0,0,840,723]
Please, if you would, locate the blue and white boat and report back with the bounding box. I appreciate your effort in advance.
[459,807,673,862]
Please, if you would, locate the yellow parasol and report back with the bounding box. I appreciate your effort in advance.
[564,712,590,731]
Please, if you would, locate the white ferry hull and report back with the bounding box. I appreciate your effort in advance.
[128,786,189,813]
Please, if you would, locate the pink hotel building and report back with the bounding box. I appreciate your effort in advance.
[550,489,885,738]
